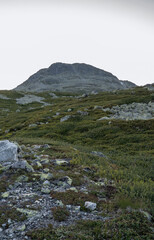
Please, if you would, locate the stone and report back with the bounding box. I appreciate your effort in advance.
[0,140,18,164]
[17,208,38,218]
[60,115,71,122]
[49,93,58,98]
[12,160,34,172]
[98,117,110,120]
[84,201,97,211]
[59,176,72,186]
[16,224,26,231]
[29,124,38,128]
[140,211,152,221]
[43,180,50,186]
[74,206,81,211]
[40,158,49,164]
[56,200,64,207]
[0,94,10,100]
[16,175,29,182]
[40,173,53,181]
[94,106,103,110]
[77,110,88,116]
[91,151,107,158]
[41,187,51,194]
[1,192,10,198]
[69,187,78,192]
[98,102,154,121]
[55,159,69,166]
[43,168,50,173]
[16,94,46,105]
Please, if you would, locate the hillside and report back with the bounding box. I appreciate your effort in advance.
[0,87,154,240]
[14,63,136,92]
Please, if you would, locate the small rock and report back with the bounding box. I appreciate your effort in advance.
[1,192,10,198]
[16,224,26,231]
[69,187,78,192]
[55,159,69,166]
[12,160,34,172]
[56,200,64,207]
[41,187,51,194]
[84,201,97,211]
[140,210,152,221]
[43,168,50,173]
[29,124,38,128]
[43,180,50,186]
[60,115,71,122]
[40,173,53,181]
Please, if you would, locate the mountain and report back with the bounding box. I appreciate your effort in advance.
[14,62,136,92]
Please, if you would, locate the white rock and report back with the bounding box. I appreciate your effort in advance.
[60,115,71,122]
[84,201,97,211]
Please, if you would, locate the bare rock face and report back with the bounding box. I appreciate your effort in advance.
[14,62,136,93]
[0,140,18,165]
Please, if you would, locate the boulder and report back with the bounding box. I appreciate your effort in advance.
[12,160,34,172]
[0,140,18,165]
[84,201,97,211]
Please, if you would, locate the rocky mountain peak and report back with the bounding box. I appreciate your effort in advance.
[14,62,136,92]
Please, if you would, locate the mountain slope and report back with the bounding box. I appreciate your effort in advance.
[14,63,136,92]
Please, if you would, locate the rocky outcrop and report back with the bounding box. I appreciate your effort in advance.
[98,102,154,121]
[14,62,136,93]
[16,94,50,106]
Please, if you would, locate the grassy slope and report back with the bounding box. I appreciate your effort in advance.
[0,87,154,239]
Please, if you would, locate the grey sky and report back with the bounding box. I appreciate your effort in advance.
[0,0,153,90]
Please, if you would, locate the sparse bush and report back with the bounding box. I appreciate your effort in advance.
[51,206,70,222]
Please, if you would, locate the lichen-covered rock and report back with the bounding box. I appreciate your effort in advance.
[17,208,39,218]
[40,173,53,181]
[1,192,10,198]
[12,160,34,172]
[41,187,51,194]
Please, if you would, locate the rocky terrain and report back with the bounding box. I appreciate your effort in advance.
[98,101,154,121]
[0,140,112,239]
[0,87,153,239]
[14,62,136,93]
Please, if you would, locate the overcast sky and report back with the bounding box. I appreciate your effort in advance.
[0,0,154,90]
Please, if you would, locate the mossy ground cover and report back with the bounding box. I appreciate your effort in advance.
[27,211,154,240]
[0,87,153,238]
[0,205,27,227]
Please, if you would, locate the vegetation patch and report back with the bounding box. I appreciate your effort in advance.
[52,206,70,222]
[0,205,27,227]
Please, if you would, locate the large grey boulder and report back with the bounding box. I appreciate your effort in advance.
[0,140,18,165]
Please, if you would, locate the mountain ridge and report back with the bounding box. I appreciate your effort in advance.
[14,62,136,92]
